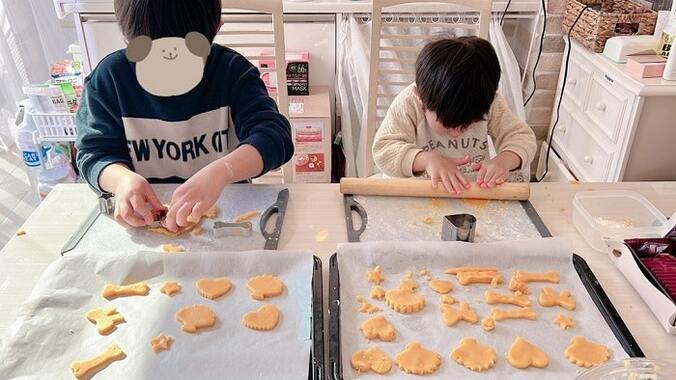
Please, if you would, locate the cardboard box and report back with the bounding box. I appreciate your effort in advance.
[626,55,667,78]
[289,86,331,183]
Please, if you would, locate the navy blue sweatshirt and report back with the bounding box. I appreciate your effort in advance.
[75,44,293,193]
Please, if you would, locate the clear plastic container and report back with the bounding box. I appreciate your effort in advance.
[576,358,676,379]
[572,191,668,252]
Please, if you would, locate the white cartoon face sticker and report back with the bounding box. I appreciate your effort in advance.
[126,32,211,97]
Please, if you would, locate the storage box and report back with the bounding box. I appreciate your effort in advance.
[289,86,332,183]
[259,51,309,96]
[626,54,667,78]
[572,190,674,252]
[563,0,658,53]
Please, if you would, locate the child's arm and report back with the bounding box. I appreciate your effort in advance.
[473,95,536,187]
[164,54,293,231]
[372,91,424,177]
[76,82,163,227]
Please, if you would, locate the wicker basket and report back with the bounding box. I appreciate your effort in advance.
[562,0,657,53]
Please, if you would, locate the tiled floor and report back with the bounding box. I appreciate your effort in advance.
[0,146,39,249]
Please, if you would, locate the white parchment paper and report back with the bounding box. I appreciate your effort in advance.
[0,250,313,380]
[67,184,285,254]
[354,196,543,242]
[337,238,629,379]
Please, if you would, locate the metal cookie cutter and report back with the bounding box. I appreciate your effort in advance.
[213,221,253,237]
[441,213,477,242]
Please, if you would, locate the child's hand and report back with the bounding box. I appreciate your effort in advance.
[471,151,521,188]
[164,161,229,232]
[418,152,471,195]
[112,170,165,227]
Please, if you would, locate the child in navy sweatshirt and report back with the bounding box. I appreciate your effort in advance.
[76,0,293,232]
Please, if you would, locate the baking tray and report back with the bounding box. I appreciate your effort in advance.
[327,251,643,379]
[0,252,324,380]
[61,185,289,255]
[344,196,552,242]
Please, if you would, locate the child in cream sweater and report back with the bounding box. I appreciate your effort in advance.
[372,36,536,195]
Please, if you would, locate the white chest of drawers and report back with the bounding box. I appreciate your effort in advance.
[537,40,676,182]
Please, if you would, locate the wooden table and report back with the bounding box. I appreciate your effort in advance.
[1,182,675,360]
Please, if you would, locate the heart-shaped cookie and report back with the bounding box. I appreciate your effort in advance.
[242,304,280,331]
[506,336,548,369]
[196,277,232,300]
[360,315,396,341]
[246,275,284,300]
[351,346,392,374]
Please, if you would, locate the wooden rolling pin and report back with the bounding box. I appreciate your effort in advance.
[340,177,530,200]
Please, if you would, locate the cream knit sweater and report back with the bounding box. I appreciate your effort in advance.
[372,84,536,181]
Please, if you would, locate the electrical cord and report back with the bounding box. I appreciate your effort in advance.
[523,0,547,107]
[535,5,590,182]
[500,0,513,26]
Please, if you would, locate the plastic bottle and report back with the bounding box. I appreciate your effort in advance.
[663,19,676,80]
[14,111,44,194]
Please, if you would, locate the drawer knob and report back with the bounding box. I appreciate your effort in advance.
[595,103,607,112]
[557,126,567,134]
[583,155,594,164]
[567,79,577,86]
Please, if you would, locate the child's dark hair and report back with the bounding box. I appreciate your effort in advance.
[114,0,222,43]
[415,36,501,129]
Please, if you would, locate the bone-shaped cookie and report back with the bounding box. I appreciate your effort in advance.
[515,270,560,283]
[456,271,503,286]
[70,343,126,380]
[102,282,150,300]
[490,306,537,321]
[440,302,478,326]
[484,290,530,307]
[445,266,498,275]
[86,308,125,335]
[539,287,576,310]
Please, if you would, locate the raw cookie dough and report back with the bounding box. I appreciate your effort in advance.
[441,302,478,326]
[385,286,425,313]
[484,290,530,307]
[481,317,495,332]
[234,210,260,223]
[445,266,498,275]
[508,277,531,294]
[246,275,284,300]
[358,301,382,314]
[395,342,442,375]
[86,308,125,335]
[196,277,232,300]
[456,271,503,287]
[367,266,384,285]
[554,314,575,329]
[351,346,392,375]
[151,333,174,353]
[71,343,126,380]
[490,307,537,321]
[441,294,456,304]
[429,279,453,294]
[160,243,185,253]
[15,228,26,236]
[450,337,497,372]
[515,270,560,283]
[399,278,418,291]
[422,216,434,224]
[242,304,280,331]
[506,336,549,369]
[102,282,150,300]
[160,281,181,297]
[360,315,396,341]
[148,206,218,237]
[539,287,576,310]
[175,305,217,333]
[564,336,610,367]
[370,286,386,300]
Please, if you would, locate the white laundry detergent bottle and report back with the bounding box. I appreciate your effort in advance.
[15,108,45,194]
